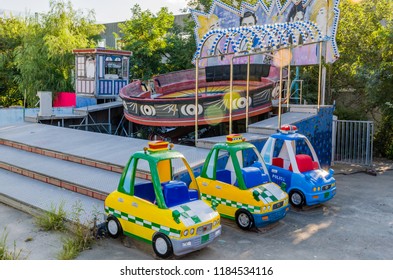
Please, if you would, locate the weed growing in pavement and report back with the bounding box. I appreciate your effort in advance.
[57,201,101,260]
[34,200,103,260]
[35,201,67,231]
[0,229,23,260]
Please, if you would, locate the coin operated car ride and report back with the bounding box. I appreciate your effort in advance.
[196,134,289,230]
[104,141,221,258]
[261,125,336,208]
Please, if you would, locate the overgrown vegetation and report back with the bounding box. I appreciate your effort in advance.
[57,201,98,260]
[0,229,23,260]
[35,201,67,231]
[34,201,101,260]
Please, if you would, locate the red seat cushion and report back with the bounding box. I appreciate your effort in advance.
[272,157,284,168]
[295,154,314,173]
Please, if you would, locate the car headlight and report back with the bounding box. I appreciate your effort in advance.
[183,230,188,236]
[190,228,195,235]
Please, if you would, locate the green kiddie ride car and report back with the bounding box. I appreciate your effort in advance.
[196,134,289,230]
[104,141,221,258]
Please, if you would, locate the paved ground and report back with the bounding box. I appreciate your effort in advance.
[1,160,392,260]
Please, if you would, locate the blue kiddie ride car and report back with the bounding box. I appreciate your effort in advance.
[261,125,336,208]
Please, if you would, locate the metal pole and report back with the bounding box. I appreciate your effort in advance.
[300,80,303,104]
[195,58,199,145]
[317,41,323,110]
[366,122,370,166]
[229,57,234,134]
[246,55,251,131]
[286,59,291,108]
[23,89,27,121]
[321,66,326,105]
[109,107,112,134]
[370,122,374,166]
[278,52,283,129]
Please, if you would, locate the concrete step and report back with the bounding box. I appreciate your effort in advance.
[0,168,104,225]
[0,123,211,180]
[0,136,124,174]
[0,145,146,200]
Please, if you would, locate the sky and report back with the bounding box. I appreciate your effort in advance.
[0,0,189,23]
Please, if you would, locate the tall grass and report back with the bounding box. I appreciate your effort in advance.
[0,229,23,260]
[34,202,67,231]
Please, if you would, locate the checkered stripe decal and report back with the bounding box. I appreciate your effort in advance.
[253,186,279,204]
[171,204,202,227]
[265,182,287,199]
[201,193,261,214]
[105,206,181,238]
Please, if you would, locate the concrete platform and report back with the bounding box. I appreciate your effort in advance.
[247,111,316,134]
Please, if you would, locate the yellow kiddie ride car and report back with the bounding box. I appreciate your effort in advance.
[197,134,289,230]
[104,141,221,258]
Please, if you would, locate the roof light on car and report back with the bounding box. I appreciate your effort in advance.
[146,141,170,152]
[279,124,298,134]
[226,134,245,144]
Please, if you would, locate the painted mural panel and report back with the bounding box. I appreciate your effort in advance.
[191,0,340,66]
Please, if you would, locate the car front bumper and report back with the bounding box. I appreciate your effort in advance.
[253,205,290,227]
[171,225,222,256]
[305,187,337,206]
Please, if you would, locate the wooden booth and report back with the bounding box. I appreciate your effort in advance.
[73,48,132,100]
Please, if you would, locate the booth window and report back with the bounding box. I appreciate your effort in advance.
[77,56,86,78]
[105,56,122,79]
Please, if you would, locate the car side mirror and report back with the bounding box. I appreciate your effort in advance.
[172,210,181,224]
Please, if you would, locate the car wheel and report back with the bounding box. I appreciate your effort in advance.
[152,233,173,259]
[290,190,305,208]
[235,209,254,230]
[106,215,122,239]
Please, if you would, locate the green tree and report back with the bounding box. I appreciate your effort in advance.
[162,18,196,73]
[297,0,393,158]
[14,0,104,107]
[119,5,176,80]
[0,17,27,107]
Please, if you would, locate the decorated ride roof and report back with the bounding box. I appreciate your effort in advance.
[190,0,340,66]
